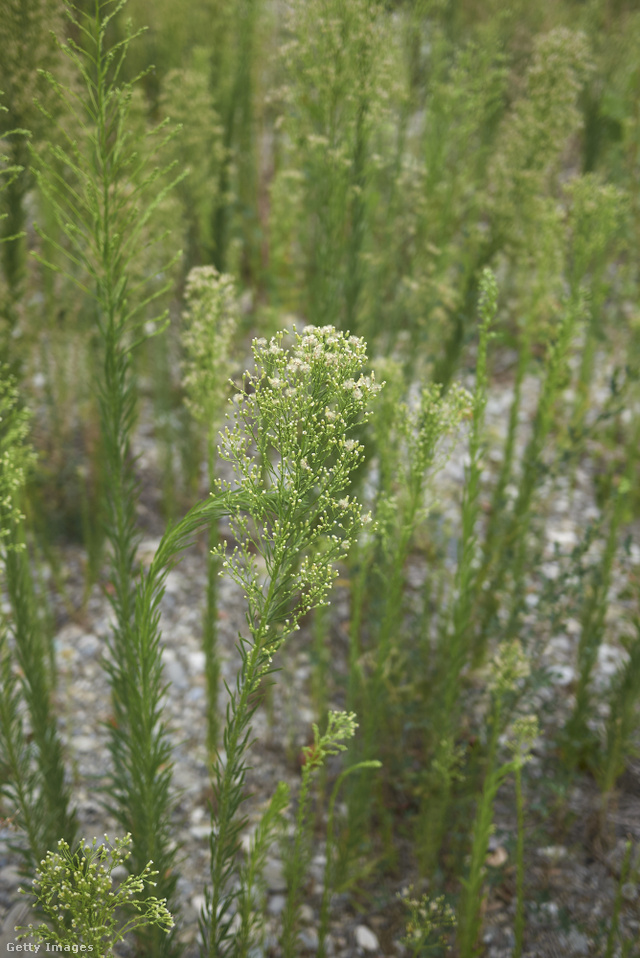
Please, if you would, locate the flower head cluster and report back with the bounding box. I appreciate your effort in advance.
[217,325,381,647]
[399,886,457,955]
[18,834,173,953]
[181,266,238,428]
[508,715,540,769]
[488,640,530,697]
[302,710,358,771]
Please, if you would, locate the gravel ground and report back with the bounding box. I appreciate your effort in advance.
[2,362,640,957]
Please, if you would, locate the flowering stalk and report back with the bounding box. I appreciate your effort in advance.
[508,716,539,958]
[458,642,530,958]
[201,326,380,957]
[281,711,359,958]
[182,266,238,755]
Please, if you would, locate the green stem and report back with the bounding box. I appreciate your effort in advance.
[513,763,525,958]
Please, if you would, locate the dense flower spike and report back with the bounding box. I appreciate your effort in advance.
[216,325,380,645]
[182,266,238,428]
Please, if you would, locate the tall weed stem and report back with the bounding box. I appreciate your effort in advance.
[201,327,380,955]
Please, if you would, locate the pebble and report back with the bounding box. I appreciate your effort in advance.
[191,894,206,915]
[190,824,211,841]
[78,632,100,656]
[561,927,590,955]
[299,928,319,950]
[164,657,189,691]
[267,894,286,916]
[110,865,127,883]
[263,858,287,892]
[548,664,575,687]
[355,925,379,952]
[540,901,559,919]
[299,904,314,924]
[188,651,206,673]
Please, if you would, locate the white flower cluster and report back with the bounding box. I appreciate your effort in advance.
[181,266,238,428]
[19,834,173,951]
[216,325,381,650]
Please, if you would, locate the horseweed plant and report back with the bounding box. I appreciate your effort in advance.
[31,3,185,948]
[203,326,380,956]
[182,265,239,754]
[458,641,530,958]
[18,834,173,956]
[0,371,75,870]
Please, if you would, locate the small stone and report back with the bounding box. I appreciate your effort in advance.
[191,894,206,915]
[164,658,189,691]
[597,643,627,678]
[563,927,590,955]
[300,928,319,950]
[300,904,314,924]
[355,925,379,952]
[78,633,100,656]
[164,570,181,594]
[621,882,638,902]
[191,824,211,841]
[540,901,559,919]
[548,665,575,687]
[188,651,206,673]
[267,894,286,917]
[263,858,287,892]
